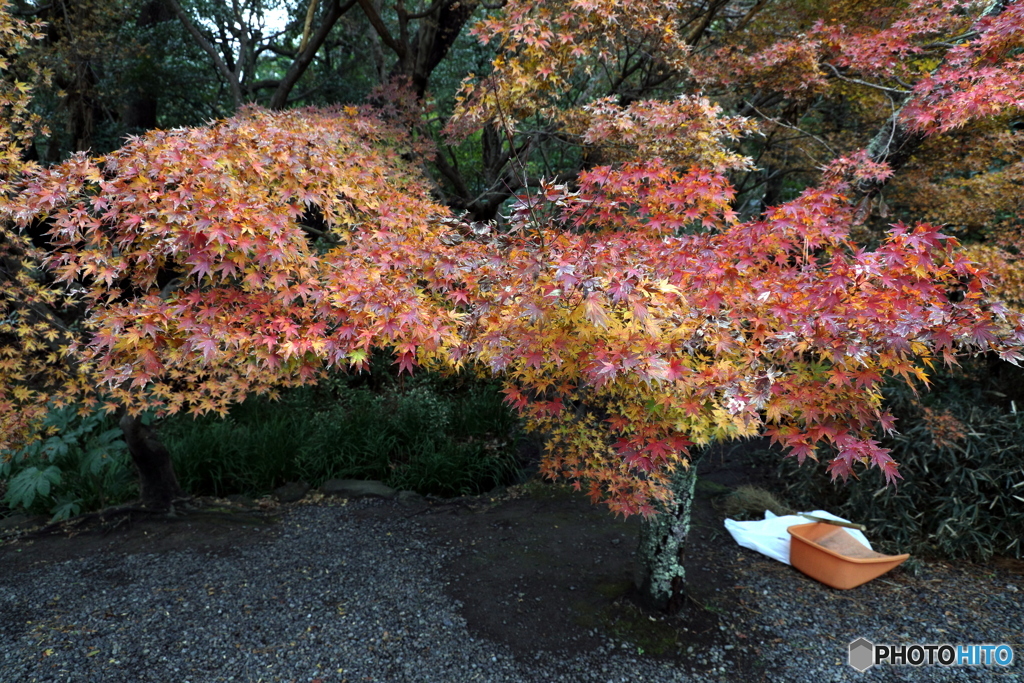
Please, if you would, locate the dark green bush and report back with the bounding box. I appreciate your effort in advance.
[1,363,524,520]
[757,397,1024,562]
[160,391,312,498]
[161,367,523,499]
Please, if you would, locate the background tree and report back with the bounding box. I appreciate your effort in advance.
[7,0,233,159]
[165,0,359,110]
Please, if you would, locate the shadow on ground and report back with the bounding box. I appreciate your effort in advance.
[0,441,926,680]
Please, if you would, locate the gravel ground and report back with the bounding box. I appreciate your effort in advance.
[727,551,1023,682]
[0,498,1021,682]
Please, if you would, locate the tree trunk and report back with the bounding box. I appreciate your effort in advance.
[633,462,699,614]
[123,0,174,133]
[404,0,478,98]
[268,0,349,110]
[119,413,184,511]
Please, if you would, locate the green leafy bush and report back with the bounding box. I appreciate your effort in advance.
[1,367,523,520]
[0,405,135,521]
[757,398,1024,561]
[162,367,523,499]
[160,392,310,498]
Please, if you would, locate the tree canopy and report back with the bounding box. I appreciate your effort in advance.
[2,0,1024,516]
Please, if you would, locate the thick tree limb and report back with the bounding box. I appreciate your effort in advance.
[269,0,355,109]
[433,145,474,204]
[355,0,406,58]
[733,0,769,33]
[685,0,731,46]
[298,0,320,53]
[392,0,478,96]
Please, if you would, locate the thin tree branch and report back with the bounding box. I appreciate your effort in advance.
[355,0,406,58]
[166,0,242,108]
[822,63,911,95]
[299,223,340,244]
[248,78,282,91]
[286,83,327,103]
[743,101,836,156]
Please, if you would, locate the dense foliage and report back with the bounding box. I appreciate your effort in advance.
[163,367,520,499]
[0,403,132,520]
[760,377,1024,561]
[2,1,1024,529]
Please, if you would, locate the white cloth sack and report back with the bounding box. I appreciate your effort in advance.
[724,510,873,565]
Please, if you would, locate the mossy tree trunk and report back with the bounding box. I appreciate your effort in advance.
[633,463,699,614]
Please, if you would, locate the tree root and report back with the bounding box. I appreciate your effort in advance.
[0,496,197,542]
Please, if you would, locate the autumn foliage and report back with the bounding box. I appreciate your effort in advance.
[443,154,1023,513]
[0,1,65,451]
[3,1,1024,517]
[441,0,1024,513]
[3,105,462,422]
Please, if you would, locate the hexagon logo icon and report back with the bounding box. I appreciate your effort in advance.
[849,638,875,672]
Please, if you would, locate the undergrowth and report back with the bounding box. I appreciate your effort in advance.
[753,371,1024,562]
[1,357,524,520]
[162,371,523,499]
[0,405,136,521]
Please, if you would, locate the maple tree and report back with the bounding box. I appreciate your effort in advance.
[3,0,1024,614]
[1,102,464,506]
[443,0,1024,609]
[0,0,74,455]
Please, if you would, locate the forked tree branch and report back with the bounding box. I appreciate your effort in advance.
[166,0,243,108]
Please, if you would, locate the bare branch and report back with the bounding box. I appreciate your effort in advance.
[433,145,474,202]
[743,101,836,156]
[166,0,242,108]
[298,223,341,244]
[248,78,282,92]
[822,63,911,95]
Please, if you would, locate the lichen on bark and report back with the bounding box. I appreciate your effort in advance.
[633,462,698,614]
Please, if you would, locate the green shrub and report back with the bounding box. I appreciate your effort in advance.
[0,404,135,521]
[163,368,523,499]
[161,391,313,497]
[1,366,524,517]
[756,399,1024,561]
